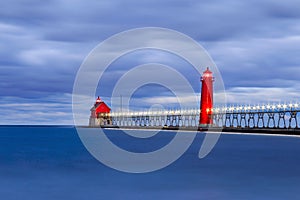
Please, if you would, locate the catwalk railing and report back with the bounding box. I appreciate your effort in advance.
[104,103,300,129]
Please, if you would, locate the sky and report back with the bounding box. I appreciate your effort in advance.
[1,0,300,124]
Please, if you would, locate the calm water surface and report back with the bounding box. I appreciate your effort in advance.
[0,126,300,200]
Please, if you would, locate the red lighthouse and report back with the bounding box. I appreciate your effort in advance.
[199,67,214,126]
[89,96,111,126]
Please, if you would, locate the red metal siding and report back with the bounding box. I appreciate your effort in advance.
[95,103,111,114]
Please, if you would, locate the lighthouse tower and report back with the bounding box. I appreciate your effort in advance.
[199,67,214,126]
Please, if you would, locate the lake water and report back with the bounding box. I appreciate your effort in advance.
[0,126,300,200]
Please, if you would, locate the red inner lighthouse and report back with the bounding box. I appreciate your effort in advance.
[199,67,214,126]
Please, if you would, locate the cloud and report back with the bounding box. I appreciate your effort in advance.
[206,36,300,88]
[224,86,300,105]
[0,0,300,124]
[0,94,73,125]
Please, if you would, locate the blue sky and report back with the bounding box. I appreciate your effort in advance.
[1,0,300,124]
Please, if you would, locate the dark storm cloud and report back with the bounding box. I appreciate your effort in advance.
[0,0,300,124]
